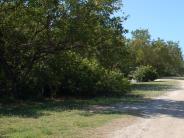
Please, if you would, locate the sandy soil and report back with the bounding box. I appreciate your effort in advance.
[103,79,184,138]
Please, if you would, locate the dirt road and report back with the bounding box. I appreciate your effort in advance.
[106,79,184,138]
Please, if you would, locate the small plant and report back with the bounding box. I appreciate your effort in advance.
[132,65,158,82]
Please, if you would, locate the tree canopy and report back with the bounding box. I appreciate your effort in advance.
[0,1,183,99]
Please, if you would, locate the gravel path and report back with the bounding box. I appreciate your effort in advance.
[106,79,184,138]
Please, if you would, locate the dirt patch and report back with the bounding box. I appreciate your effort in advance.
[91,79,184,138]
[91,116,138,138]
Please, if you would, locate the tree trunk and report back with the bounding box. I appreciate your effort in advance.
[12,81,20,99]
[0,57,21,98]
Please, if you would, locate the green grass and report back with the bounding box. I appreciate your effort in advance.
[0,79,177,138]
[131,80,176,98]
[0,110,123,138]
[0,99,126,138]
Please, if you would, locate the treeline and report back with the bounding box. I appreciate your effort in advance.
[126,29,184,77]
[0,1,183,99]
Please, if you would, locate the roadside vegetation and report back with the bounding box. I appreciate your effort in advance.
[0,1,183,137]
[0,79,177,137]
[0,1,183,99]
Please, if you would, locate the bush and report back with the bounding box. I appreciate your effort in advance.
[132,65,158,82]
[51,52,130,97]
[14,52,130,98]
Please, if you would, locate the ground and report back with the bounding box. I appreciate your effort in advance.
[103,78,184,138]
[0,78,181,138]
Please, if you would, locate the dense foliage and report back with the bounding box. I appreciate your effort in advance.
[132,65,158,82]
[29,52,130,98]
[126,29,184,77]
[0,1,183,99]
[0,0,129,98]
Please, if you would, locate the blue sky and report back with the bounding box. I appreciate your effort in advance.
[121,0,184,51]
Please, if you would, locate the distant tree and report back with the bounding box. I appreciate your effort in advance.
[127,29,184,77]
[132,29,151,43]
[152,39,183,76]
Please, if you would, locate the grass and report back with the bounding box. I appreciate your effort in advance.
[131,80,176,98]
[0,110,123,138]
[0,79,177,138]
[0,99,126,138]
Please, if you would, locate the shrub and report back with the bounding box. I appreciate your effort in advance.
[17,52,130,98]
[132,65,158,82]
[52,52,130,97]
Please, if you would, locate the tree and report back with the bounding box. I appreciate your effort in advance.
[0,0,128,98]
[127,29,184,77]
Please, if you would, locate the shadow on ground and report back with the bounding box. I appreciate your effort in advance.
[1,97,184,119]
[0,80,183,119]
[111,99,184,118]
[132,83,172,91]
[0,99,89,118]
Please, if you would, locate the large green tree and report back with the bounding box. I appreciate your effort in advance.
[0,0,128,98]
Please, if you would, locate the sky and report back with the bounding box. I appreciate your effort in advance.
[121,0,184,51]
